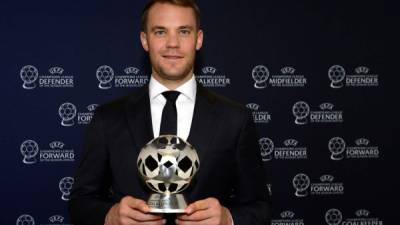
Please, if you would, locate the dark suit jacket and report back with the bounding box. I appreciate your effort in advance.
[69,84,271,225]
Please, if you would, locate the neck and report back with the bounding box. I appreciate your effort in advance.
[152,73,193,90]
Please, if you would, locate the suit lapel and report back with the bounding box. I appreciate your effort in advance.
[187,84,218,162]
[125,86,154,151]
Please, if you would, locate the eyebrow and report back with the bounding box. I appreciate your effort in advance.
[178,25,194,30]
[151,26,166,31]
[150,25,195,31]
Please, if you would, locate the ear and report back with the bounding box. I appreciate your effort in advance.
[196,29,203,50]
[140,31,149,51]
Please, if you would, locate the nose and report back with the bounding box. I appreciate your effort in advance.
[166,31,179,48]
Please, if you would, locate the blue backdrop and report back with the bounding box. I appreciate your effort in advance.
[1,0,392,224]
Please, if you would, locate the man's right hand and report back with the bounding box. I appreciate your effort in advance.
[105,196,166,225]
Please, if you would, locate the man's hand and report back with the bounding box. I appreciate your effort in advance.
[105,196,166,225]
[176,197,233,225]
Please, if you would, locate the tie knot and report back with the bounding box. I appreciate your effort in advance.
[162,91,180,103]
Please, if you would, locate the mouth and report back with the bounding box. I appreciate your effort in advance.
[162,55,184,60]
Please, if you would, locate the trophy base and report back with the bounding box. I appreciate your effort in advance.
[147,193,187,213]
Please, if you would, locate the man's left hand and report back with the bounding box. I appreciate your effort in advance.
[176,197,232,225]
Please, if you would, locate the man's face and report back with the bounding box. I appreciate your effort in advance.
[140,3,203,83]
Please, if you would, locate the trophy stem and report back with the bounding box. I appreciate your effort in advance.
[147,193,187,213]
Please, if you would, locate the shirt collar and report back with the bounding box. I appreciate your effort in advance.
[149,75,197,101]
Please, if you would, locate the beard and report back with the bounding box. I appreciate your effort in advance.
[152,57,195,82]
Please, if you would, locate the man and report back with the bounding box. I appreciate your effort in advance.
[69,0,270,224]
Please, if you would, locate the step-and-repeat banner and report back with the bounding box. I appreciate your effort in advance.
[2,0,391,224]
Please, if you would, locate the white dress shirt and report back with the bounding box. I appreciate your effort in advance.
[149,75,196,140]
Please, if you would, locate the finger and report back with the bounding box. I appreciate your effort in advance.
[132,218,166,225]
[129,209,164,222]
[124,196,151,213]
[118,206,163,222]
[118,215,165,225]
[176,217,214,225]
[120,197,163,221]
[177,209,212,221]
[185,199,212,214]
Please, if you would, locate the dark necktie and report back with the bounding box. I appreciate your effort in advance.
[160,91,180,224]
[160,91,180,135]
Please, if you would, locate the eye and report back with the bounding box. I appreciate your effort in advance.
[154,30,166,36]
[179,29,191,36]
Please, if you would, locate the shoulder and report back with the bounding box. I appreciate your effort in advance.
[200,86,250,119]
[94,87,147,117]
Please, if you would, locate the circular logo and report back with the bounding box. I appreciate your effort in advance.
[59,177,74,201]
[20,65,39,89]
[259,138,274,161]
[58,103,77,127]
[293,173,310,197]
[20,140,39,164]
[16,214,35,225]
[325,208,343,225]
[328,137,346,160]
[292,101,310,125]
[328,65,346,88]
[252,65,269,89]
[96,65,114,89]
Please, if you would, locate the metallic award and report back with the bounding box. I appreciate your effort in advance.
[137,135,200,213]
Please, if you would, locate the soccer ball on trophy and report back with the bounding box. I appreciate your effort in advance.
[59,177,74,201]
[292,101,310,125]
[328,137,346,160]
[293,173,310,197]
[20,65,39,89]
[20,140,39,164]
[96,65,114,89]
[325,208,343,225]
[16,214,35,225]
[137,135,200,213]
[252,65,269,89]
[328,65,346,88]
[58,102,77,127]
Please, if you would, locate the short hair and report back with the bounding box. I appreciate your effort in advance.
[141,0,201,32]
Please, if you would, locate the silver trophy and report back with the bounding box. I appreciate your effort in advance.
[137,135,200,213]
